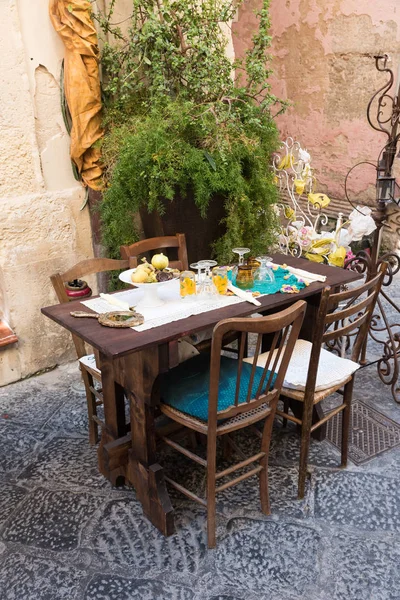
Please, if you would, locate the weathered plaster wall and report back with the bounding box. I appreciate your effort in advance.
[0,0,94,386]
[233,0,400,209]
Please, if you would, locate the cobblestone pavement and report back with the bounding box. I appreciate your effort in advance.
[1,279,400,599]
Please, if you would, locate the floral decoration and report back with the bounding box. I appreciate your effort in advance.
[272,138,377,268]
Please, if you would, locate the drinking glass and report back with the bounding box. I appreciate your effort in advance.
[190,262,203,286]
[254,256,275,284]
[231,247,250,284]
[235,265,254,290]
[212,266,228,295]
[232,247,250,266]
[180,271,197,299]
[197,260,217,297]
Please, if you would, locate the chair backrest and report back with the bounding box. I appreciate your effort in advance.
[304,262,387,395]
[50,257,130,358]
[208,300,307,423]
[120,234,189,271]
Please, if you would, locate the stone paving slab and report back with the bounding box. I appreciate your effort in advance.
[213,518,320,597]
[268,423,343,469]
[84,497,207,575]
[84,574,195,600]
[41,392,91,436]
[0,421,49,479]
[320,531,400,600]
[2,488,104,551]
[0,382,65,428]
[216,465,311,520]
[0,550,87,600]
[0,483,28,528]
[314,470,400,533]
[18,437,109,491]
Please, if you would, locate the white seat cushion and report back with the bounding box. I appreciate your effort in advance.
[177,340,200,363]
[79,353,101,375]
[244,339,360,392]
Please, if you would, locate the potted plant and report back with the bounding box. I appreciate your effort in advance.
[96,0,283,263]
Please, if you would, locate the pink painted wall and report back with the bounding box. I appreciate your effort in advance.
[233,0,400,206]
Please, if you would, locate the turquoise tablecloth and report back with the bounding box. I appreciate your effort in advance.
[228,265,306,295]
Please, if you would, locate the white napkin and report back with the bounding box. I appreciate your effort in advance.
[99,293,131,311]
[278,265,326,284]
[227,283,261,306]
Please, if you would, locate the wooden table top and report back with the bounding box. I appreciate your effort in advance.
[42,254,360,359]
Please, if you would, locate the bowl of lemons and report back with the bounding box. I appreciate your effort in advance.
[119,253,179,309]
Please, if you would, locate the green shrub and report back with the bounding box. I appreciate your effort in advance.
[96,0,284,263]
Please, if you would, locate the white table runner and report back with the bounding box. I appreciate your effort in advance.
[81,281,246,331]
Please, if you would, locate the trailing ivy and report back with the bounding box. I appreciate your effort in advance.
[95,0,283,263]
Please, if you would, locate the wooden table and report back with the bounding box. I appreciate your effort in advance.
[42,254,359,536]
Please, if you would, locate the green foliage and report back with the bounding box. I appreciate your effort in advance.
[95,0,283,263]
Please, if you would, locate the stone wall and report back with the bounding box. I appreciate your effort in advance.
[0,0,94,386]
[233,0,400,235]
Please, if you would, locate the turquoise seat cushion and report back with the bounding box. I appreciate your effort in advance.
[160,353,277,422]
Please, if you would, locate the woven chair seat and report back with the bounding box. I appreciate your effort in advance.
[281,374,352,404]
[160,401,272,435]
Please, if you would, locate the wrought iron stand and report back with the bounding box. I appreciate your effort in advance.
[348,55,400,402]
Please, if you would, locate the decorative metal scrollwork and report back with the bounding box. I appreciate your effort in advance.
[367,54,400,139]
[342,54,400,403]
[272,138,332,258]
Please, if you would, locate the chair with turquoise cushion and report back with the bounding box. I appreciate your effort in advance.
[158,300,307,548]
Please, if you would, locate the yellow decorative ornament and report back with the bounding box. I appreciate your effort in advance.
[284,205,295,220]
[311,237,334,248]
[328,246,346,268]
[294,179,305,195]
[308,193,331,209]
[309,237,334,255]
[277,154,293,170]
[305,252,325,264]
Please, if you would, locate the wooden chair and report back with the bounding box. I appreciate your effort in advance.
[120,233,242,355]
[50,258,130,444]
[120,233,188,270]
[274,263,387,498]
[157,300,307,547]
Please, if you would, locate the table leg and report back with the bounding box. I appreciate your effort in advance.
[97,352,127,485]
[113,347,174,537]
